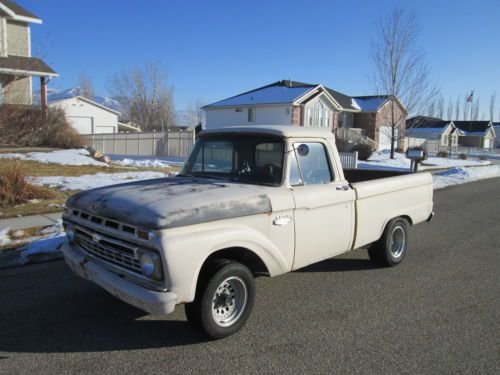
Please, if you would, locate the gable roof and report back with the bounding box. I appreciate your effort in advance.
[203,80,361,111]
[351,96,389,112]
[0,0,41,23]
[453,121,492,136]
[49,96,121,116]
[406,116,451,129]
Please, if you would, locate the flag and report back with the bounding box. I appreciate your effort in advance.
[466,91,473,103]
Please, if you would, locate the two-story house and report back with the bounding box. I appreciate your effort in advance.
[0,0,57,108]
[203,80,407,151]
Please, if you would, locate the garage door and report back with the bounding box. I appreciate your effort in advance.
[94,126,115,134]
[378,125,398,151]
[68,116,93,134]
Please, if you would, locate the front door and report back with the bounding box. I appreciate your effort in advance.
[289,141,355,270]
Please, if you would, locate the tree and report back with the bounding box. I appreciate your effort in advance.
[78,73,94,100]
[370,8,438,158]
[455,94,461,120]
[472,95,480,120]
[108,60,175,131]
[446,98,454,120]
[490,92,497,121]
[437,95,445,119]
[462,93,469,120]
[184,99,206,128]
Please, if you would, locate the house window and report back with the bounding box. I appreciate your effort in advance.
[306,101,330,128]
[248,108,255,122]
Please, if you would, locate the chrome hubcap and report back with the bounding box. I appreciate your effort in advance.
[211,276,248,327]
[390,226,406,258]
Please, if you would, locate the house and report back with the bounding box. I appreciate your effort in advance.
[492,122,500,148]
[0,0,57,108]
[203,80,407,150]
[453,121,495,149]
[49,96,120,134]
[405,116,458,146]
[118,121,141,133]
[351,95,407,150]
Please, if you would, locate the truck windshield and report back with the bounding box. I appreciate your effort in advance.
[180,135,284,186]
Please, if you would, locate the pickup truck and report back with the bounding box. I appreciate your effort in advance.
[61,125,434,338]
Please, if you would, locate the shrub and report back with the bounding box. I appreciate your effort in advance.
[458,153,468,160]
[0,105,84,148]
[436,151,448,158]
[0,162,55,207]
[352,143,374,161]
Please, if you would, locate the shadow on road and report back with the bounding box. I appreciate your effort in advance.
[0,262,209,354]
[296,258,378,273]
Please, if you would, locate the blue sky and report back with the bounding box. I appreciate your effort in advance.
[24,0,500,117]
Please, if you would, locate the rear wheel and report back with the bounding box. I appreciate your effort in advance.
[368,218,409,267]
[185,261,255,339]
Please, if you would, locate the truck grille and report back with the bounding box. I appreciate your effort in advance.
[74,225,142,274]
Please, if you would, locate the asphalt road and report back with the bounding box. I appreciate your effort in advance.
[1,178,499,374]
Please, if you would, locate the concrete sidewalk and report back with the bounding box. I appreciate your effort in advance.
[0,212,62,231]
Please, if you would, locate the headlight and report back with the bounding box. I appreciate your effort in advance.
[66,224,76,243]
[138,251,162,280]
[64,206,72,217]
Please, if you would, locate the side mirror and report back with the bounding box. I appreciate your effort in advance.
[297,144,309,157]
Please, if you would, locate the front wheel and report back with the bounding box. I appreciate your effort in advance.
[368,218,409,267]
[185,261,255,339]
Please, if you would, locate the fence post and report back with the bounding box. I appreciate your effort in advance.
[125,132,128,155]
[353,151,358,169]
[178,130,182,157]
[166,130,169,157]
[113,132,116,154]
[137,133,140,156]
[102,135,105,154]
[152,130,156,156]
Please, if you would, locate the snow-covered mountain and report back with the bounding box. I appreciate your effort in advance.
[46,87,123,113]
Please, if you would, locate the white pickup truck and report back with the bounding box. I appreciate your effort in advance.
[61,125,434,338]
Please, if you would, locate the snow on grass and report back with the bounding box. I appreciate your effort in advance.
[30,171,165,191]
[110,154,186,168]
[433,165,500,190]
[0,220,65,251]
[359,150,490,171]
[0,227,10,246]
[0,148,108,166]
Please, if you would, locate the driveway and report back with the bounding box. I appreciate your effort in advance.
[1,178,499,374]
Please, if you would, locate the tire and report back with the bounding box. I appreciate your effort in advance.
[185,261,255,339]
[368,218,409,267]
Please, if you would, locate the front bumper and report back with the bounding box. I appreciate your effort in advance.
[61,242,177,315]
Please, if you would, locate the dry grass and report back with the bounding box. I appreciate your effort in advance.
[0,225,53,251]
[0,162,56,207]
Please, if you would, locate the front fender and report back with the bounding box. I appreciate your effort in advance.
[160,221,291,304]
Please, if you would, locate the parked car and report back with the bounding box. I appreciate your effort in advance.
[61,125,434,338]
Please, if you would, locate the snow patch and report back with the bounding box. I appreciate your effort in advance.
[31,171,165,191]
[110,155,186,168]
[0,227,11,246]
[433,165,500,190]
[0,148,108,166]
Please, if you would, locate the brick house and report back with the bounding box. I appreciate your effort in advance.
[0,0,58,109]
[203,80,407,150]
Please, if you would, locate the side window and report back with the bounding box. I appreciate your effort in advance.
[293,142,333,185]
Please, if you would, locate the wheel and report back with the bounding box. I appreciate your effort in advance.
[368,218,409,267]
[185,261,255,339]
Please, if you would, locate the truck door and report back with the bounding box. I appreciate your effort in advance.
[289,141,355,270]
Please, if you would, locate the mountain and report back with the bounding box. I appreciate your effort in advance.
[46,87,123,113]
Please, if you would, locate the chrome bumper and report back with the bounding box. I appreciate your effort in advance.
[61,242,177,315]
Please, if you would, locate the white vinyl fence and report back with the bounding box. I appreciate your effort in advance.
[82,130,195,158]
[339,151,358,169]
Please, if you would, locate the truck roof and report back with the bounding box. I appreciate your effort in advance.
[201,125,335,139]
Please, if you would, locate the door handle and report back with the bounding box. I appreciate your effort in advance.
[336,185,350,191]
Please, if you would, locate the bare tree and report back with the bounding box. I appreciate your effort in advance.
[455,94,461,120]
[78,73,94,100]
[490,92,497,121]
[370,8,438,158]
[463,94,469,120]
[426,101,436,117]
[183,99,206,128]
[437,95,445,119]
[108,61,175,131]
[446,98,454,120]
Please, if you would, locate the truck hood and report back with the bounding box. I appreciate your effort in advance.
[66,177,272,230]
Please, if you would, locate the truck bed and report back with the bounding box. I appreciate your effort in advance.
[346,171,434,250]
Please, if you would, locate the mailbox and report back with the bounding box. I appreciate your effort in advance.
[405,148,428,171]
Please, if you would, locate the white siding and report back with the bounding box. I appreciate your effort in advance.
[205,106,292,129]
[49,97,118,134]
